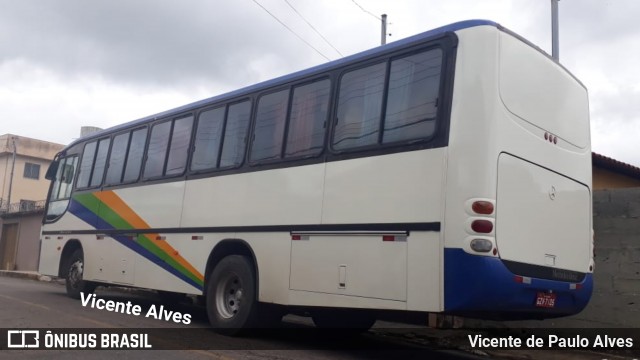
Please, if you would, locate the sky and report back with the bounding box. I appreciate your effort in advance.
[1,0,639,166]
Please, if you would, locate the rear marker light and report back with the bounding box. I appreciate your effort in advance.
[472,201,494,215]
[291,235,301,241]
[382,235,395,242]
[514,275,531,284]
[471,220,493,233]
[570,283,583,290]
[191,236,203,240]
[156,236,166,241]
[470,238,493,253]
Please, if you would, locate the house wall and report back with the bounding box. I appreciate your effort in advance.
[0,135,63,207]
[593,167,640,190]
[0,211,44,271]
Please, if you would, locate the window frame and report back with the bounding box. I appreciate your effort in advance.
[283,77,332,160]
[248,86,292,166]
[142,113,194,181]
[329,44,447,155]
[23,162,41,180]
[217,99,253,171]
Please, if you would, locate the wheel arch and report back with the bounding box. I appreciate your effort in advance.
[58,239,82,278]
[204,239,259,297]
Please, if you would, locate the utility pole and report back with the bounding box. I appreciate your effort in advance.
[5,136,17,212]
[381,14,387,45]
[551,0,559,61]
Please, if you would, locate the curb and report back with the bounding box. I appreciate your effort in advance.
[0,270,63,284]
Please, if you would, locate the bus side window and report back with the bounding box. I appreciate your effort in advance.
[76,142,97,188]
[251,89,289,162]
[123,128,148,183]
[165,115,194,176]
[191,106,225,172]
[383,49,442,144]
[105,132,130,185]
[143,121,171,179]
[219,100,251,168]
[90,138,111,187]
[333,62,386,151]
[285,79,330,158]
[59,157,78,199]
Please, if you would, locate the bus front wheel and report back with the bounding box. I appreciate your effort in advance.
[206,255,258,335]
[65,249,96,299]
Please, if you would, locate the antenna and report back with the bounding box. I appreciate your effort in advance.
[381,14,387,45]
[551,0,559,60]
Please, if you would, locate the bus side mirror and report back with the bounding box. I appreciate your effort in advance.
[45,160,59,181]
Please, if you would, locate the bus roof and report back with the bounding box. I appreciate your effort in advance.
[64,19,499,150]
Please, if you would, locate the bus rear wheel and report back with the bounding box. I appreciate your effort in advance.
[206,255,258,335]
[65,249,96,299]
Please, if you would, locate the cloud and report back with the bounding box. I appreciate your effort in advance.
[0,0,320,89]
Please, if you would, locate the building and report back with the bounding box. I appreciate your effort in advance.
[0,134,64,270]
[592,152,640,189]
[0,134,64,211]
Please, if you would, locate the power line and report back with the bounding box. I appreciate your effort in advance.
[251,0,331,61]
[283,0,343,57]
[349,0,381,21]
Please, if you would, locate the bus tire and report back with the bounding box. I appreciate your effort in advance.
[206,255,258,336]
[65,249,96,299]
[311,309,376,332]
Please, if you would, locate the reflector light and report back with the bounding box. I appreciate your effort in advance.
[471,220,493,233]
[570,283,583,290]
[470,238,492,252]
[191,236,203,240]
[382,235,395,242]
[472,201,494,215]
[514,275,531,284]
[291,235,301,241]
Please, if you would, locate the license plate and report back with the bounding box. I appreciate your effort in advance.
[535,292,556,308]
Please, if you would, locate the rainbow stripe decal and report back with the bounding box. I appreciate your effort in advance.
[69,190,204,291]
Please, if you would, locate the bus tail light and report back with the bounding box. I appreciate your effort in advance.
[470,238,493,252]
[472,201,494,215]
[471,220,493,233]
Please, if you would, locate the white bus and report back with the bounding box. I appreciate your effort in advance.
[39,20,593,333]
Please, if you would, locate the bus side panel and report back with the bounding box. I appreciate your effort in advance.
[181,163,325,228]
[39,213,98,277]
[322,149,445,224]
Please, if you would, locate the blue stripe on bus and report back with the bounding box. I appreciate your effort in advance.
[444,248,592,319]
[69,199,203,291]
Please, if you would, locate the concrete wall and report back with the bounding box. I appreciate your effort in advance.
[580,188,640,326]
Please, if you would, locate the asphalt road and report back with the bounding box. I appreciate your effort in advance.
[0,275,483,360]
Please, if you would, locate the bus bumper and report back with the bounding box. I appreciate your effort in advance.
[443,248,593,320]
